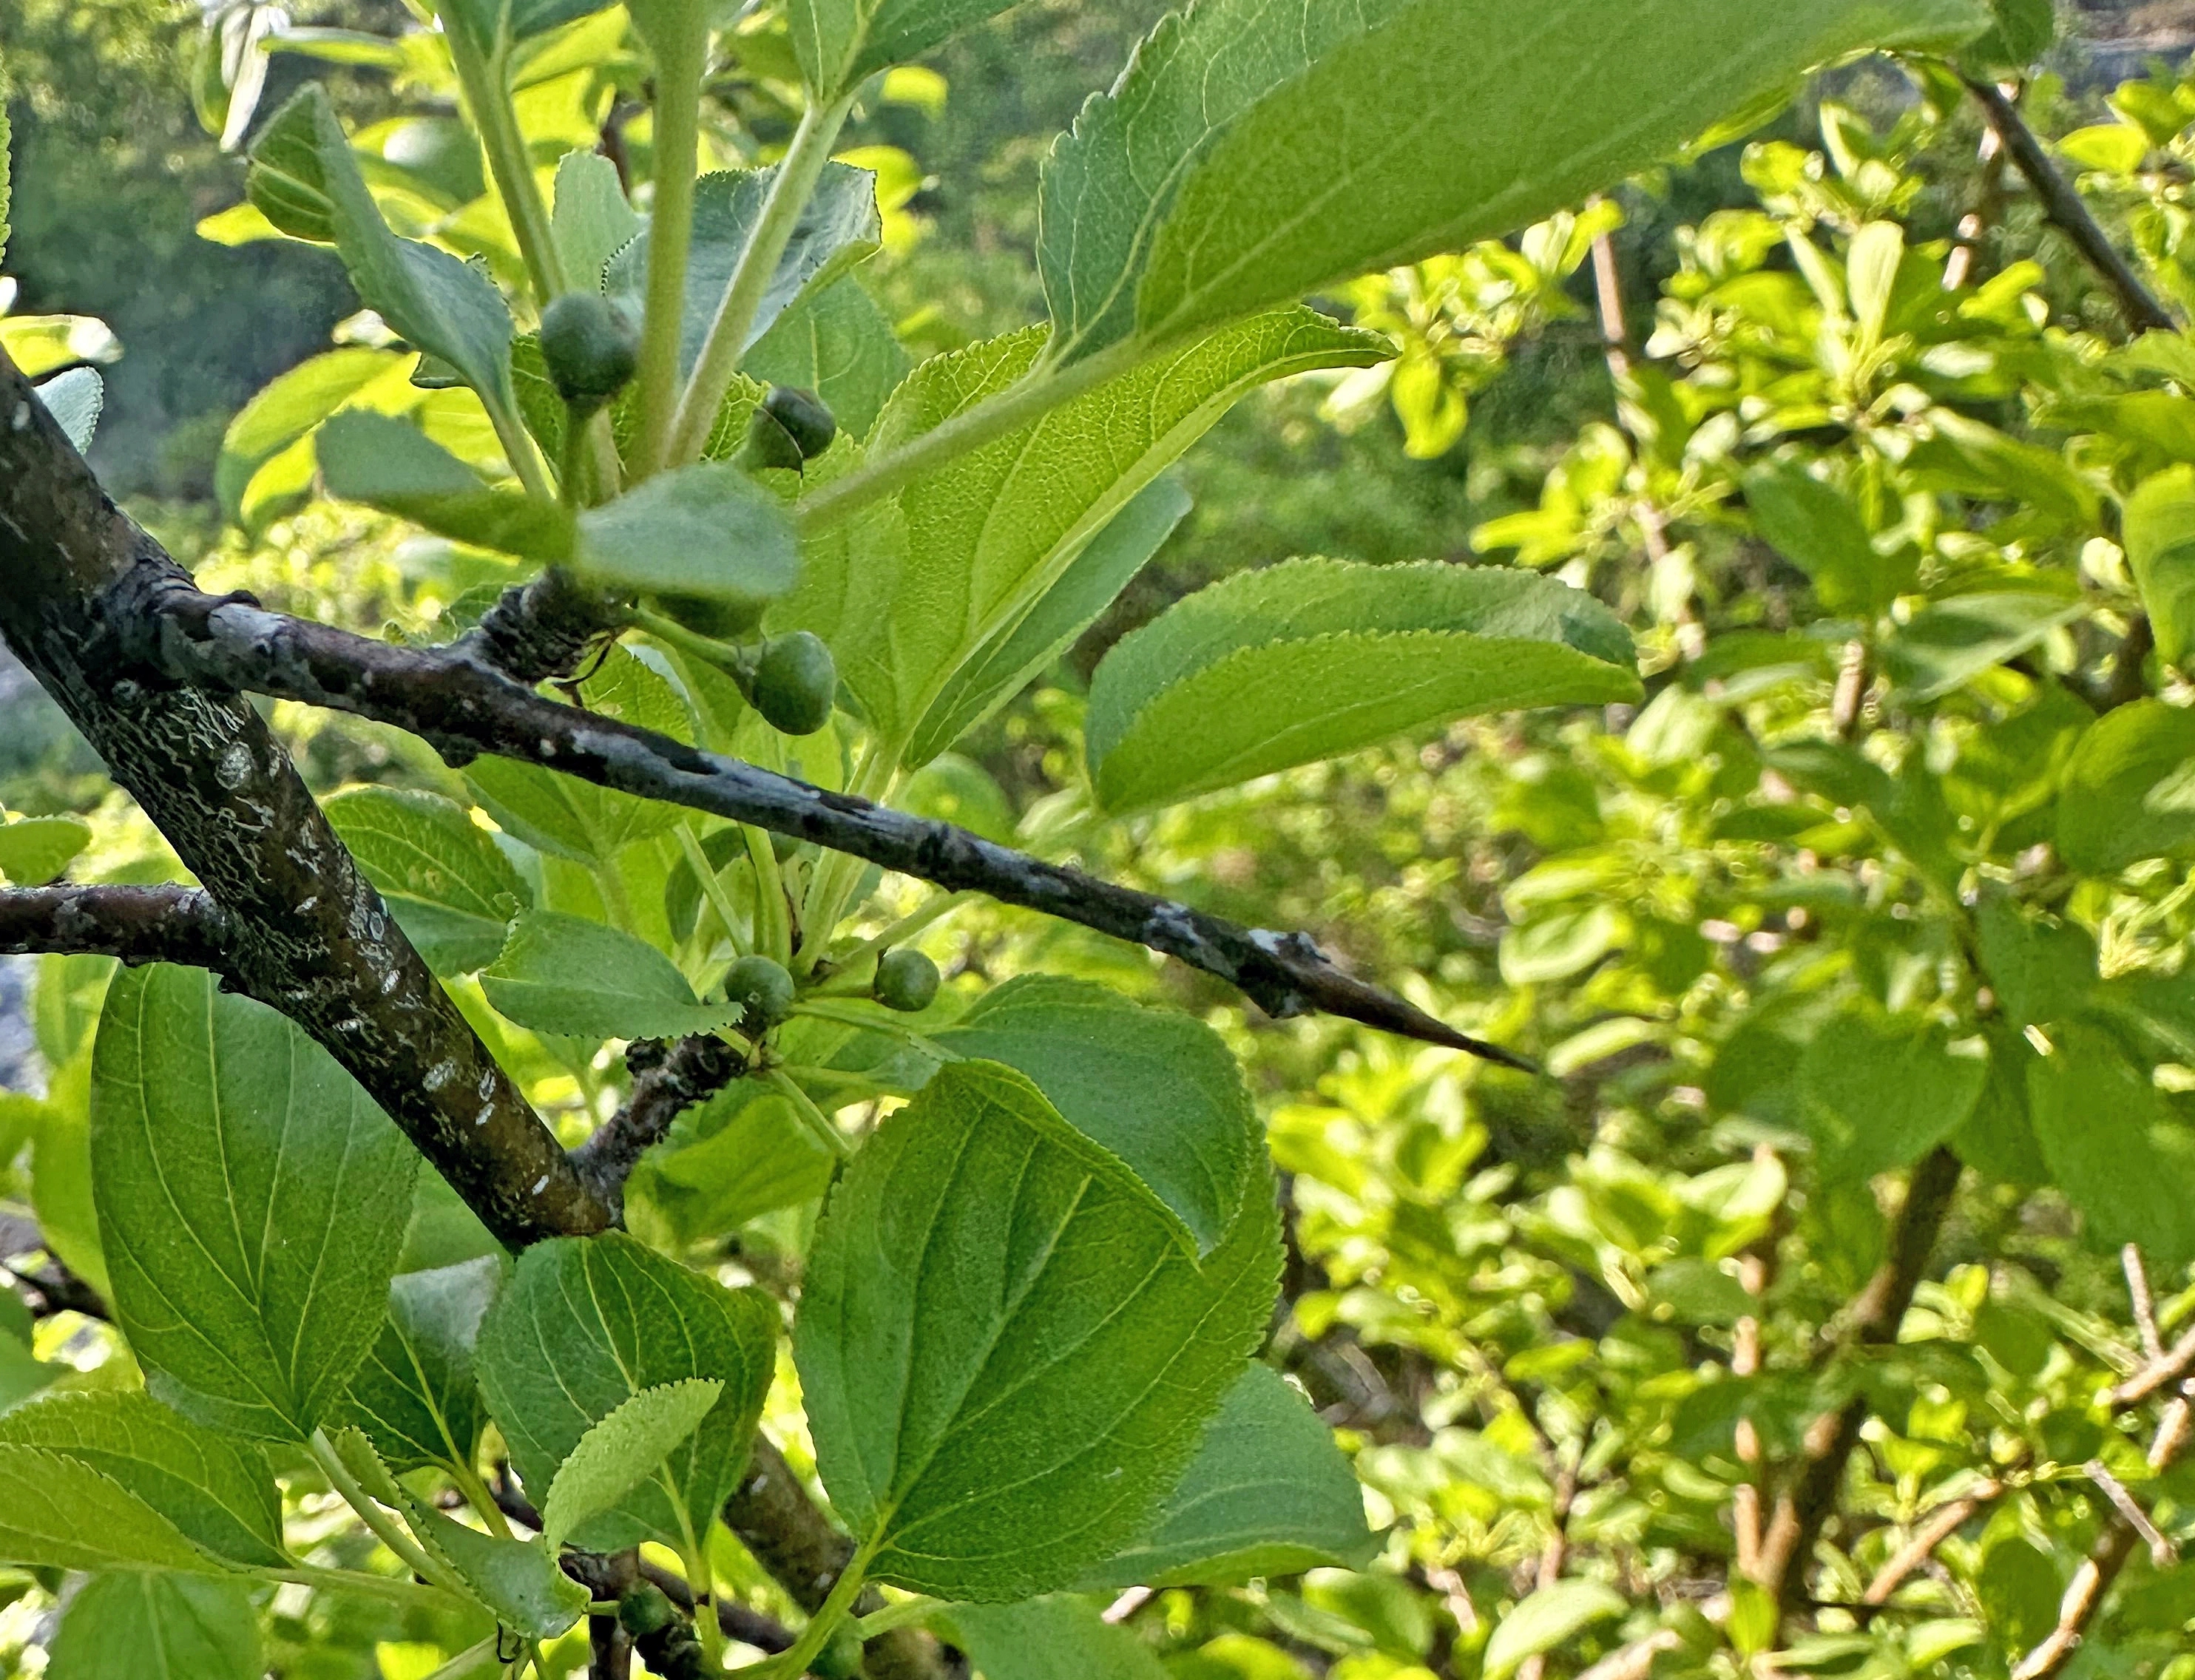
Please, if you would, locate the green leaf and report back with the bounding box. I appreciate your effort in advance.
[2125,467,2195,669]
[466,647,691,863]
[1078,1362,1375,1588]
[1974,898,2096,1028]
[629,1086,836,1244]
[317,412,574,560]
[934,975,1258,1255]
[388,1478,588,1639]
[794,1059,1280,1600]
[573,461,799,603]
[907,477,1190,768]
[777,310,1390,747]
[541,1378,724,1547]
[1745,463,1904,615]
[336,1256,504,1473]
[44,1574,263,1680]
[89,964,419,1441]
[215,347,411,527]
[253,87,518,427]
[944,1596,1168,1680]
[0,1446,227,1573]
[1797,1010,1989,1182]
[747,277,912,440]
[2027,1023,2195,1267]
[788,0,1017,97]
[1086,558,1639,813]
[551,149,640,291]
[1482,1580,1629,1680]
[2057,700,2195,874]
[604,164,880,381]
[0,1392,287,1568]
[1038,0,1986,366]
[0,814,92,886]
[323,786,533,975]
[482,911,740,1040]
[476,1231,777,1551]
[35,368,104,454]
[1879,590,2088,702]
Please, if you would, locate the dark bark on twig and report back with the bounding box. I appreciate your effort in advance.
[469,567,621,684]
[562,1551,640,1680]
[1752,1146,1964,1625]
[1965,77,2178,336]
[0,350,950,1680]
[726,1439,957,1680]
[0,352,606,1249]
[129,580,1535,1070]
[569,1034,745,1222]
[2101,613,2154,711]
[0,884,237,971]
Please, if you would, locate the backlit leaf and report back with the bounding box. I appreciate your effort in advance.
[44,1574,263,1680]
[2057,700,2195,874]
[796,1059,1280,1600]
[945,1596,1168,1680]
[89,964,418,1441]
[336,1256,504,1473]
[788,0,1018,97]
[1086,558,1639,813]
[317,412,573,560]
[2125,466,2195,669]
[0,1447,226,1574]
[482,910,740,1040]
[1483,1580,1629,1680]
[0,814,92,886]
[476,1231,777,1551]
[323,786,532,975]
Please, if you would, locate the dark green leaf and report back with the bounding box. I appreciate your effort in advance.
[574,461,798,604]
[44,1574,263,1680]
[945,1596,1168,1680]
[482,911,740,1040]
[0,1392,286,1568]
[795,1060,1280,1600]
[476,1231,777,1551]
[2125,465,2195,669]
[629,1085,836,1244]
[788,0,1018,96]
[746,277,911,441]
[1797,1010,1988,1181]
[1745,464,1904,615]
[317,412,573,560]
[603,164,879,381]
[1086,558,1639,813]
[2026,1023,2195,1267]
[1079,1362,1375,1588]
[2058,700,2195,874]
[934,975,1257,1255]
[90,964,419,1440]
[1879,590,2087,702]
[336,1256,504,1473]
[324,785,533,974]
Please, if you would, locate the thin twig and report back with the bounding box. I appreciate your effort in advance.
[135,581,1538,1070]
[1964,77,2177,335]
[2106,1324,2195,1408]
[2083,1460,2176,1568]
[0,884,237,971]
[567,1034,745,1221]
[1863,1481,2003,1605]
[2124,1244,2164,1364]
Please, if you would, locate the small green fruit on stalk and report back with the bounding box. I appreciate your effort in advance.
[874,948,941,1013]
[538,293,639,417]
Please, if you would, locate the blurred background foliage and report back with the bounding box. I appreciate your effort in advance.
[14,2,2195,1679]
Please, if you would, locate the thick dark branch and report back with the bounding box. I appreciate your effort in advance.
[1965,77,2178,335]
[1753,1145,1964,1621]
[468,566,622,685]
[0,350,605,1250]
[0,884,237,971]
[569,1034,745,1222]
[133,583,1533,1070]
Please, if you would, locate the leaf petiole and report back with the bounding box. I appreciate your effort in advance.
[307,1428,457,1593]
[762,1066,854,1161]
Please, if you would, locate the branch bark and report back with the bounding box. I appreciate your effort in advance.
[0,351,606,1249]
[130,579,1534,1069]
[1751,1146,1964,1624]
[569,1034,745,1222]
[0,884,237,971]
[1965,77,2177,336]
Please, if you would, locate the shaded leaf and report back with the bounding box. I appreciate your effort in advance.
[2027,1023,2195,1267]
[2058,700,2195,875]
[747,277,911,440]
[89,964,418,1440]
[574,461,798,603]
[323,786,533,975]
[336,1256,504,1473]
[789,0,1018,96]
[1086,558,1639,813]
[482,910,740,1040]
[44,1574,263,1680]
[946,1596,1168,1680]
[795,1060,1281,1600]
[1079,1362,1375,1588]
[476,1231,777,1551]
[317,412,572,559]
[1483,1580,1629,1680]
[934,974,1257,1254]
[1798,1011,1988,1182]
[1880,590,2088,702]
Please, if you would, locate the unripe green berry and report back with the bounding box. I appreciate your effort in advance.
[748,631,837,736]
[538,293,638,413]
[764,385,837,458]
[618,1582,677,1638]
[726,954,797,1027]
[874,948,940,1014]
[811,1624,867,1680]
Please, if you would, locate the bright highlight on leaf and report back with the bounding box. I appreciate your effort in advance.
[540,1378,723,1547]
[1085,558,1641,812]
